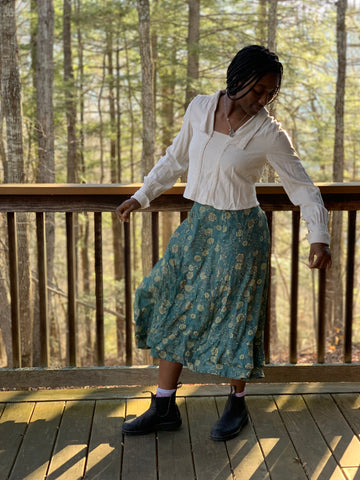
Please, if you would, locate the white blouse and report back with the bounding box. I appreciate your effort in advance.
[132,91,330,245]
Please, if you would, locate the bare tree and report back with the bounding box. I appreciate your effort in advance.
[35,0,56,365]
[137,0,155,276]
[267,0,278,52]
[36,0,54,183]
[185,0,200,109]
[64,0,78,183]
[328,0,347,347]
[0,0,33,366]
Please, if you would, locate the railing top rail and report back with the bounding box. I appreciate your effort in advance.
[0,182,359,195]
[0,182,359,212]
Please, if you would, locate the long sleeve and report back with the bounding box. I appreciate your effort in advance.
[132,100,194,208]
[267,129,330,245]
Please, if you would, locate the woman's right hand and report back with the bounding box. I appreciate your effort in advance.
[116,198,141,222]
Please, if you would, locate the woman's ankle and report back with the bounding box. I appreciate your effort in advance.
[156,387,177,397]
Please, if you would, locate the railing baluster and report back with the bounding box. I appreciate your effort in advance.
[290,211,300,364]
[7,212,21,368]
[317,269,326,363]
[265,211,273,363]
[66,212,77,366]
[36,212,49,366]
[180,211,188,222]
[151,212,159,266]
[94,212,104,366]
[344,210,356,363]
[124,220,132,366]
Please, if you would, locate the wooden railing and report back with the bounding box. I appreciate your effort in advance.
[0,183,359,388]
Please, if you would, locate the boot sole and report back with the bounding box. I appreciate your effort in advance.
[122,420,182,436]
[210,416,249,442]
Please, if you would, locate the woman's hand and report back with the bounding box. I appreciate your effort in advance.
[308,243,332,270]
[116,198,141,222]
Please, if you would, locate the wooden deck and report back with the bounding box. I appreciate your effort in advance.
[0,383,359,480]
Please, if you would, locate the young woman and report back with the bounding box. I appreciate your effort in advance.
[116,45,331,441]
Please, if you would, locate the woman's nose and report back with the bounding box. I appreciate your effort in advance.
[258,93,268,106]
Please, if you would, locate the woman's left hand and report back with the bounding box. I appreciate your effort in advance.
[308,243,332,270]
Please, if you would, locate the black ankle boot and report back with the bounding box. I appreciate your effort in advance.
[122,391,182,435]
[210,386,249,441]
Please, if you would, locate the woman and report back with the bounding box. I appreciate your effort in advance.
[116,45,331,441]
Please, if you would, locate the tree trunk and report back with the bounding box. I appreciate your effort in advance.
[64,0,78,183]
[35,0,56,366]
[159,41,177,252]
[262,0,279,354]
[0,215,12,365]
[106,29,126,360]
[75,0,85,180]
[36,0,54,183]
[185,0,200,109]
[137,0,155,277]
[267,0,278,52]
[0,0,33,366]
[0,1,24,182]
[257,0,267,45]
[79,213,93,364]
[328,0,347,350]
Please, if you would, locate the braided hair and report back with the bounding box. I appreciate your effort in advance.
[226,45,283,102]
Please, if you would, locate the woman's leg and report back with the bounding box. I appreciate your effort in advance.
[158,359,183,389]
[230,379,246,394]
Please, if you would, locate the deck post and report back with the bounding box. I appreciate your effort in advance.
[36,212,49,366]
[66,212,77,366]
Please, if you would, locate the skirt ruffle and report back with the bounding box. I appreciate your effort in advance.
[134,202,270,380]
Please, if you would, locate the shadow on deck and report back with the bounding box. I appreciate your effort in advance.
[0,383,359,480]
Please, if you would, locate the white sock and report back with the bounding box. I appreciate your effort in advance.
[235,388,246,398]
[156,387,176,397]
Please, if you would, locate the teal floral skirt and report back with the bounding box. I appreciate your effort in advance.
[134,202,270,380]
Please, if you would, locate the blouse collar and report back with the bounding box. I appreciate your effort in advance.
[200,90,270,149]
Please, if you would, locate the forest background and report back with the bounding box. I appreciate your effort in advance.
[0,0,359,369]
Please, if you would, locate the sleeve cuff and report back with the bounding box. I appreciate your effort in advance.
[131,190,150,209]
[306,230,330,245]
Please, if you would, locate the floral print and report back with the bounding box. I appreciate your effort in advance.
[134,202,270,380]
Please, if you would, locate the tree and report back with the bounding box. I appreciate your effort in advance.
[328,0,347,348]
[267,0,278,52]
[185,0,200,109]
[64,0,78,183]
[34,0,57,365]
[137,0,155,276]
[0,0,33,367]
[36,0,55,183]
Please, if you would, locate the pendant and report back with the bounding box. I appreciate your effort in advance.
[229,128,235,137]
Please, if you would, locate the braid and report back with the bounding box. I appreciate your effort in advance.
[226,45,283,102]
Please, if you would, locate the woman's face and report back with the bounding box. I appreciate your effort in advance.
[235,72,280,116]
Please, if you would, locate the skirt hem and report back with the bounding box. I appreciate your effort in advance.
[148,347,265,381]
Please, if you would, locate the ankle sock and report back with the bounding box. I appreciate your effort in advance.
[234,388,246,398]
[156,387,176,397]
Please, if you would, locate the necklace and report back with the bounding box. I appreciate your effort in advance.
[224,95,248,137]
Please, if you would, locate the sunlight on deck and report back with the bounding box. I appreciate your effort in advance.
[0,384,359,480]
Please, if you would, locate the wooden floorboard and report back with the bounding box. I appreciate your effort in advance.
[304,394,360,469]
[274,395,346,480]
[186,396,232,480]
[121,398,157,480]
[46,401,95,480]
[217,396,270,480]
[157,399,195,480]
[8,401,64,480]
[84,400,125,480]
[246,395,306,479]
[0,386,359,480]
